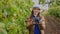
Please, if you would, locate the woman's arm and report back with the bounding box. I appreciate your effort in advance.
[41,16,45,29]
[40,16,45,34]
[25,17,32,29]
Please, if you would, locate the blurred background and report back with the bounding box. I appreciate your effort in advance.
[0,0,60,34]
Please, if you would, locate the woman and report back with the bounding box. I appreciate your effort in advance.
[26,5,45,34]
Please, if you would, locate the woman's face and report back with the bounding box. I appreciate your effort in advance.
[33,8,40,15]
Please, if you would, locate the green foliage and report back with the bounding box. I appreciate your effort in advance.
[48,6,60,18]
[56,0,60,5]
[0,0,33,34]
[51,0,60,7]
[39,0,45,4]
[46,0,60,18]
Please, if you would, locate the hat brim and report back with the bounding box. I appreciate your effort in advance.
[33,7,40,10]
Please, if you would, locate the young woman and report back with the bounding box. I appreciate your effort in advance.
[26,5,45,34]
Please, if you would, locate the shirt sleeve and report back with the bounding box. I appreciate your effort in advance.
[41,16,46,29]
[25,17,32,29]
